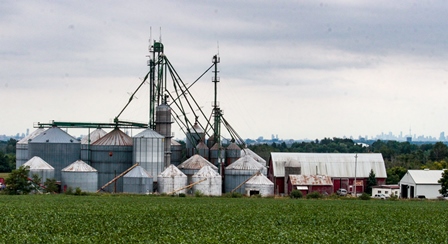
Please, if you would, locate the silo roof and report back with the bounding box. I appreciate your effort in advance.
[23,156,54,170]
[189,122,204,133]
[178,154,217,170]
[241,148,266,165]
[62,160,97,172]
[246,173,273,185]
[134,128,164,139]
[226,155,265,170]
[193,165,220,178]
[227,142,241,150]
[210,142,220,150]
[30,127,78,144]
[93,128,133,146]
[18,128,46,144]
[124,166,151,178]
[159,164,187,177]
[171,139,181,146]
[196,141,208,149]
[81,128,107,144]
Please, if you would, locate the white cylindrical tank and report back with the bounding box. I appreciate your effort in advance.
[192,165,222,196]
[16,128,46,169]
[177,154,217,184]
[61,160,98,193]
[123,166,153,194]
[132,128,164,182]
[244,172,274,197]
[157,164,187,194]
[225,154,267,194]
[23,156,55,184]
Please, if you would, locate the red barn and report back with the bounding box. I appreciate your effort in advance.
[287,174,333,196]
[268,153,387,196]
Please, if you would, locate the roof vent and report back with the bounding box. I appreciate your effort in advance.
[46,139,49,143]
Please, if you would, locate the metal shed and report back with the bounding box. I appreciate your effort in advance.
[91,128,133,193]
[23,156,55,184]
[225,154,267,194]
[177,154,218,184]
[399,169,444,199]
[132,128,164,182]
[28,126,80,181]
[16,128,46,169]
[244,172,274,197]
[192,165,222,196]
[157,164,188,194]
[123,165,153,194]
[61,160,98,193]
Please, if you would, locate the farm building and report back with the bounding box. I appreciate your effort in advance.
[244,172,274,197]
[371,185,400,197]
[287,174,333,196]
[268,153,387,195]
[399,169,444,199]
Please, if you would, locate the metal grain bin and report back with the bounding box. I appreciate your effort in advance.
[155,103,173,168]
[186,122,204,157]
[226,142,241,166]
[209,142,224,166]
[196,141,209,161]
[177,154,217,184]
[61,160,98,193]
[170,139,183,166]
[28,126,80,181]
[16,128,46,169]
[132,128,164,182]
[91,128,133,193]
[240,147,266,166]
[81,128,107,165]
[123,166,153,194]
[192,165,222,196]
[23,156,55,184]
[244,172,274,197]
[225,154,267,194]
[157,164,187,194]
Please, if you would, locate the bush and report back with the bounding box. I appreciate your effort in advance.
[178,193,186,197]
[44,178,58,194]
[74,187,87,196]
[194,190,204,197]
[389,193,399,201]
[290,190,303,199]
[306,191,322,199]
[358,193,371,200]
[65,187,74,195]
[224,192,243,198]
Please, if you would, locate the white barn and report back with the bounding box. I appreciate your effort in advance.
[399,169,444,199]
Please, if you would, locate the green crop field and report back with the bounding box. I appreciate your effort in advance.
[0,195,447,243]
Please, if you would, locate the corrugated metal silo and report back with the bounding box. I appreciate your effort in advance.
[244,172,274,197]
[28,126,80,181]
[155,103,172,167]
[132,128,164,181]
[196,141,209,159]
[91,128,133,193]
[177,154,217,184]
[16,128,46,169]
[61,160,98,193]
[186,122,205,157]
[240,147,267,166]
[123,165,153,194]
[192,165,222,196]
[80,128,107,165]
[226,142,241,166]
[209,142,224,166]
[23,156,55,184]
[224,154,267,194]
[157,164,187,194]
[170,139,183,166]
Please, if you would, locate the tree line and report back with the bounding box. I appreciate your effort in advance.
[248,138,448,184]
[0,139,16,172]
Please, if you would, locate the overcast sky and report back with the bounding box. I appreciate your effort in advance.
[1,1,448,141]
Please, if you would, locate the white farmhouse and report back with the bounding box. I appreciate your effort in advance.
[399,169,444,199]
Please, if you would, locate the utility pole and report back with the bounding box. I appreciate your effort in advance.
[354,153,358,196]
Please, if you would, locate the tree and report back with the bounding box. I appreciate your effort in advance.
[438,169,448,195]
[366,169,377,195]
[4,166,32,195]
[44,178,58,193]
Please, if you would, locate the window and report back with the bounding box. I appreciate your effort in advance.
[378,190,381,193]
[385,191,388,194]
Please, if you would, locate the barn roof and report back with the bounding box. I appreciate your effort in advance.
[270,153,386,178]
[403,170,443,184]
[289,174,333,186]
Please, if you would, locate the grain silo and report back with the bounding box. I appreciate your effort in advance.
[224,154,267,194]
[80,128,107,165]
[61,160,98,193]
[244,172,274,197]
[132,128,164,181]
[177,154,217,184]
[23,156,55,184]
[16,128,46,169]
[192,165,222,196]
[170,139,183,166]
[226,142,241,166]
[209,142,224,166]
[196,141,209,160]
[28,126,80,181]
[186,122,205,157]
[157,164,187,194]
[91,128,133,193]
[123,165,153,194]
[241,147,266,166]
[155,103,172,168]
